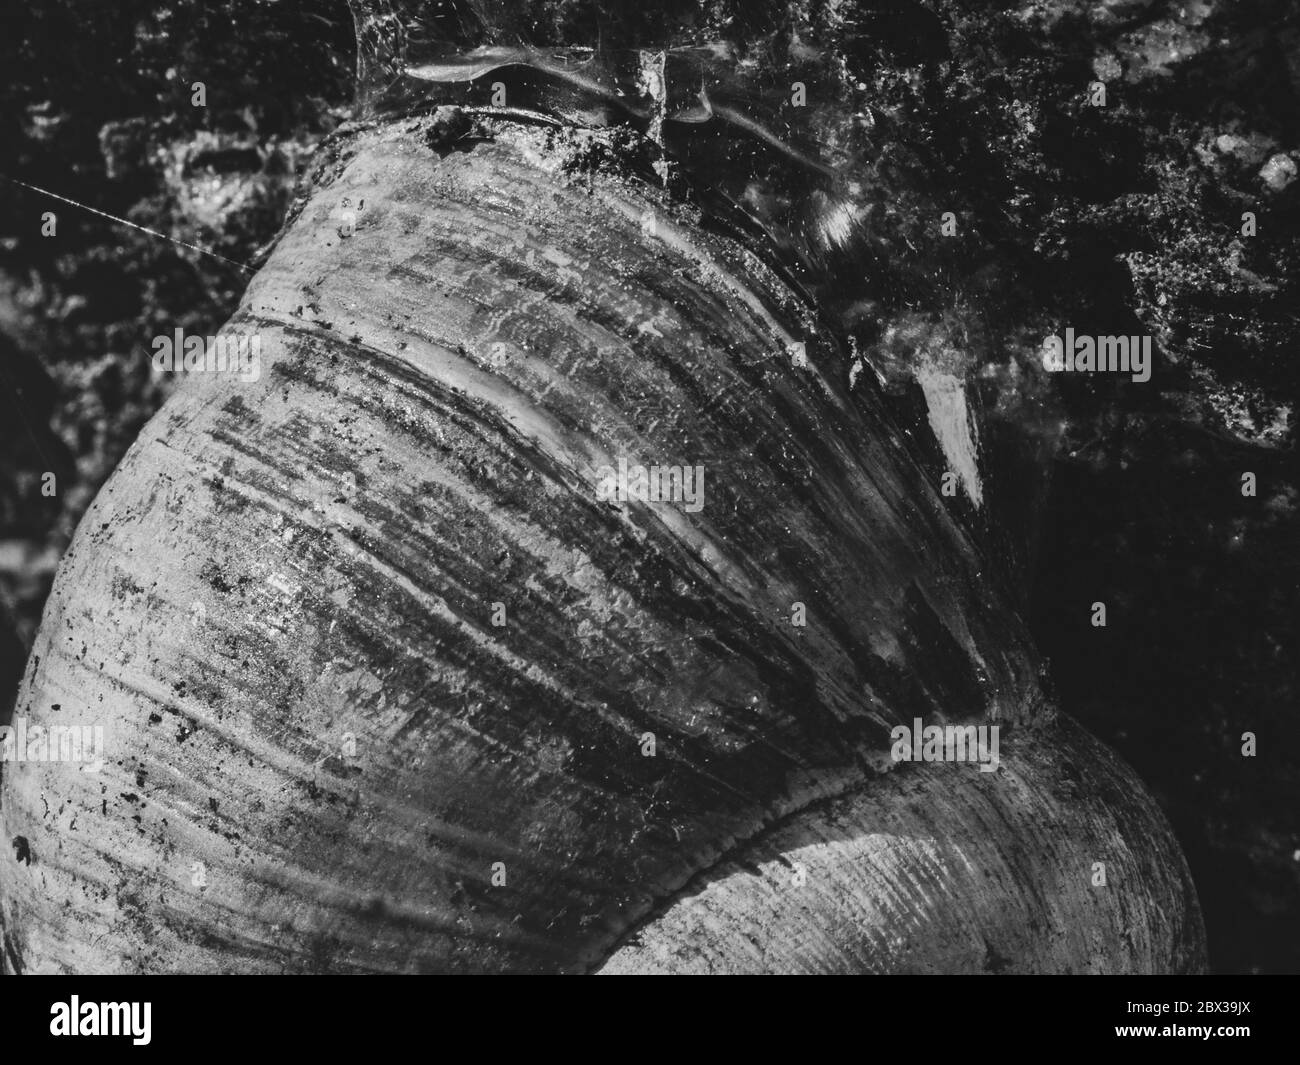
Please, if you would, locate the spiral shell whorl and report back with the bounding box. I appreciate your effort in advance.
[0,119,1198,973]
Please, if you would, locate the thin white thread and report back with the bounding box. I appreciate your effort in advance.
[1,174,254,273]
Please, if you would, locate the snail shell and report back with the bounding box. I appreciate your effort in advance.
[0,118,1203,973]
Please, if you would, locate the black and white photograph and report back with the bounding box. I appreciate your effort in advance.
[0,0,1295,1031]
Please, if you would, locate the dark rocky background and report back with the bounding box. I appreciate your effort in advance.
[1,0,1295,973]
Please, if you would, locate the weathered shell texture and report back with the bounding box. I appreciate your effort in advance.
[0,117,1204,973]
